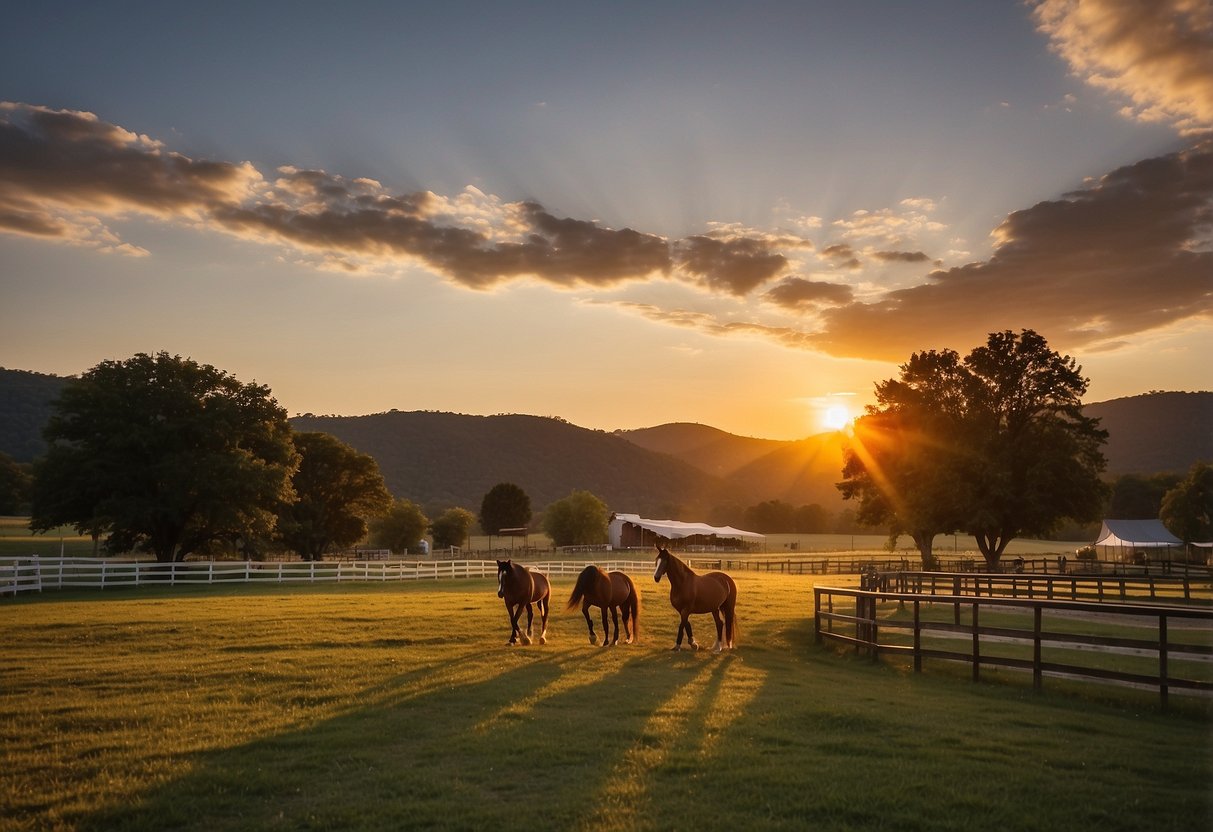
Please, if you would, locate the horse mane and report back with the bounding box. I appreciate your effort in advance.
[565,564,600,612]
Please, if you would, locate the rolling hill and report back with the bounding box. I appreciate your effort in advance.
[1,366,1208,516]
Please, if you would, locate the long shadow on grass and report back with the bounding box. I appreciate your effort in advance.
[626,615,1213,832]
[76,644,705,831]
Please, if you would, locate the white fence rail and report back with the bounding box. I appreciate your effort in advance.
[1,557,660,596]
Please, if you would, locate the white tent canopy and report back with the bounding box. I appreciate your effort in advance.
[1093,519,1182,548]
[608,513,764,548]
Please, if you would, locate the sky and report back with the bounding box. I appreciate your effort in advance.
[1,0,1210,439]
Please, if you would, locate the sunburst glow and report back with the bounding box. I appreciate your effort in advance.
[823,404,851,431]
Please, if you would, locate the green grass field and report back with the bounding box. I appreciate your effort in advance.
[2,573,1210,831]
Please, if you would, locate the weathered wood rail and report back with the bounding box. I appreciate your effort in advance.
[813,585,1213,708]
[877,570,1213,605]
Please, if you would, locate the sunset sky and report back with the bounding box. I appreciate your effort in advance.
[2,1,1210,439]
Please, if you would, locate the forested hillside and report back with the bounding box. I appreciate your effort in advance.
[0,368,69,462]
[290,411,737,516]
[1084,392,1212,475]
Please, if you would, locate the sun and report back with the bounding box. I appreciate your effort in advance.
[823,403,851,431]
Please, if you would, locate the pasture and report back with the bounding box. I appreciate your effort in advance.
[2,572,1210,831]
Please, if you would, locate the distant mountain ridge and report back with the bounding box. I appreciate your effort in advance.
[1,367,1208,514]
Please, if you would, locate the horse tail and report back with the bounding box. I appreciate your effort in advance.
[726,578,739,646]
[565,565,595,613]
[627,574,641,642]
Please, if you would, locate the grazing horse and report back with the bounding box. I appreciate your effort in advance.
[565,565,640,647]
[496,560,550,645]
[653,545,737,653]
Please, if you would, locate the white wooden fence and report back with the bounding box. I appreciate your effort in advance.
[0,557,658,596]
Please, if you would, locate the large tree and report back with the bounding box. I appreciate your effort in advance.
[479,482,532,536]
[960,330,1108,567]
[838,349,971,569]
[839,331,1108,570]
[542,489,609,546]
[1160,461,1213,545]
[278,432,393,560]
[31,352,298,562]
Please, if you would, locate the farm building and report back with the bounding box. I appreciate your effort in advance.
[608,512,764,551]
[1093,519,1183,562]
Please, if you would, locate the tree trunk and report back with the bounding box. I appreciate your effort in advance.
[975,531,1014,571]
[912,531,938,571]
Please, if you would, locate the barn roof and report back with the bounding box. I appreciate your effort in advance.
[1094,519,1182,548]
[609,513,765,541]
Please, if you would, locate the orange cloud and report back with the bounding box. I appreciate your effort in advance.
[1032,0,1213,134]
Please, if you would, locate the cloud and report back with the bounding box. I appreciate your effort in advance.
[808,140,1213,360]
[2,101,1208,368]
[673,233,788,295]
[763,277,854,310]
[1032,0,1213,134]
[0,102,670,290]
[870,250,932,263]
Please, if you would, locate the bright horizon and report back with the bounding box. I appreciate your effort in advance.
[2,1,1210,440]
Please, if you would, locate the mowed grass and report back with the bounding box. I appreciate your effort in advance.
[2,573,1210,831]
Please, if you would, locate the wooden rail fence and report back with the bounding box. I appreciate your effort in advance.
[813,585,1213,708]
[0,557,657,596]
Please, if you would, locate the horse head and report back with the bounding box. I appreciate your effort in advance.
[653,545,669,583]
[496,559,512,597]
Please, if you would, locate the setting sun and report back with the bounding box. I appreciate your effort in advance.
[823,403,851,431]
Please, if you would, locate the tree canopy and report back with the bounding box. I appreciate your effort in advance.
[839,330,1108,569]
[1160,461,1213,544]
[430,506,475,551]
[542,490,609,546]
[31,352,298,562]
[479,482,532,535]
[278,432,393,560]
[369,499,430,554]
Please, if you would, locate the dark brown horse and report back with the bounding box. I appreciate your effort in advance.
[565,565,640,647]
[653,545,737,652]
[496,559,550,645]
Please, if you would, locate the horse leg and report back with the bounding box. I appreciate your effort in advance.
[672,615,686,651]
[724,602,736,649]
[623,595,635,644]
[599,605,610,648]
[506,601,522,645]
[685,616,699,650]
[520,602,533,645]
[609,605,621,646]
[582,602,597,645]
[710,609,724,654]
[538,597,548,645]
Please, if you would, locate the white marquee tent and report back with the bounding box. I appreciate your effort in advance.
[1093,519,1182,560]
[608,513,764,549]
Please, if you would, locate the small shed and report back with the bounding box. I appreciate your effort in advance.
[608,512,765,551]
[1093,519,1182,562]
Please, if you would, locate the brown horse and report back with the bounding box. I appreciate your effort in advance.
[565,565,640,647]
[653,545,737,653]
[496,559,550,645]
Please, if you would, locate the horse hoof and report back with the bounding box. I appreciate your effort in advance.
[671,645,682,652]
[712,643,723,654]
[589,635,597,645]
[521,635,532,646]
[539,635,547,645]
[690,642,701,651]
